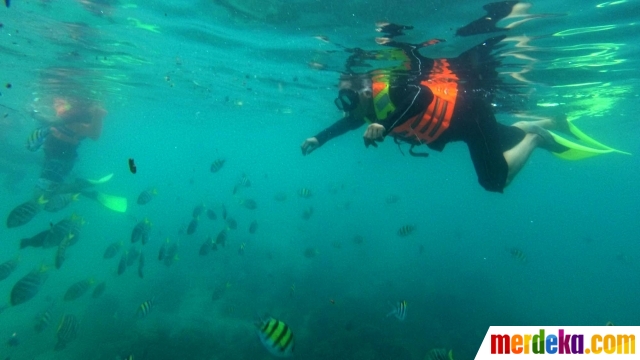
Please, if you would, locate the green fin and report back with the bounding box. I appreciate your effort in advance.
[95,192,128,213]
[87,173,114,185]
[448,349,454,360]
[549,121,631,160]
[566,121,629,153]
[550,133,616,160]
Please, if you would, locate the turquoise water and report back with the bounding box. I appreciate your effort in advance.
[1,0,639,359]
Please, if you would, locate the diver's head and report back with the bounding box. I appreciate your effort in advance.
[54,97,106,124]
[335,73,373,113]
[51,97,106,141]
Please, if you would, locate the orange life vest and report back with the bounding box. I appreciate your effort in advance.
[371,59,459,144]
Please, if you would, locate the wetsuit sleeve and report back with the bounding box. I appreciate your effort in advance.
[314,116,365,146]
[379,83,433,134]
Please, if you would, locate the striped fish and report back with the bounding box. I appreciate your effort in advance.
[232,174,251,194]
[256,317,295,357]
[508,247,526,263]
[397,225,415,237]
[386,300,407,321]
[44,193,80,213]
[137,188,157,205]
[199,236,213,256]
[26,126,51,152]
[44,215,83,248]
[34,306,53,333]
[297,188,312,198]
[6,196,48,228]
[187,218,199,235]
[131,218,152,244]
[54,314,79,351]
[103,241,123,259]
[117,251,128,276]
[92,281,106,298]
[136,298,154,319]
[210,158,225,173]
[238,173,251,188]
[63,278,94,301]
[0,256,19,281]
[42,222,69,248]
[215,229,227,248]
[10,265,50,306]
[55,234,73,269]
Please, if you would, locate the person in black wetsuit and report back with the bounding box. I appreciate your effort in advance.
[300,34,570,193]
[31,96,106,196]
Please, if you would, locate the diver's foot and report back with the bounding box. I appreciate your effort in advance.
[375,37,392,45]
[530,124,568,153]
[550,114,578,139]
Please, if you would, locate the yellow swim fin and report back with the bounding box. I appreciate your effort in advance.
[566,121,630,153]
[87,173,114,185]
[549,121,631,160]
[550,133,617,160]
[95,192,128,213]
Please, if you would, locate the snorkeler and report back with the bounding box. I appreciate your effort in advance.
[32,96,126,209]
[300,12,627,193]
[6,94,126,228]
[32,96,106,195]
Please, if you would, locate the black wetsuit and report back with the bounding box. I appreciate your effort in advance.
[36,131,80,196]
[41,135,78,184]
[314,41,526,193]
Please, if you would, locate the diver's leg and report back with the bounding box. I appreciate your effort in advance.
[511,120,567,153]
[512,119,553,131]
[503,133,540,186]
[512,114,570,133]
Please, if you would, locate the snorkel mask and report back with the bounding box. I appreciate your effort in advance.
[334,88,360,112]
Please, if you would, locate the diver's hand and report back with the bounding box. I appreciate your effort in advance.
[363,123,386,148]
[301,137,320,156]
